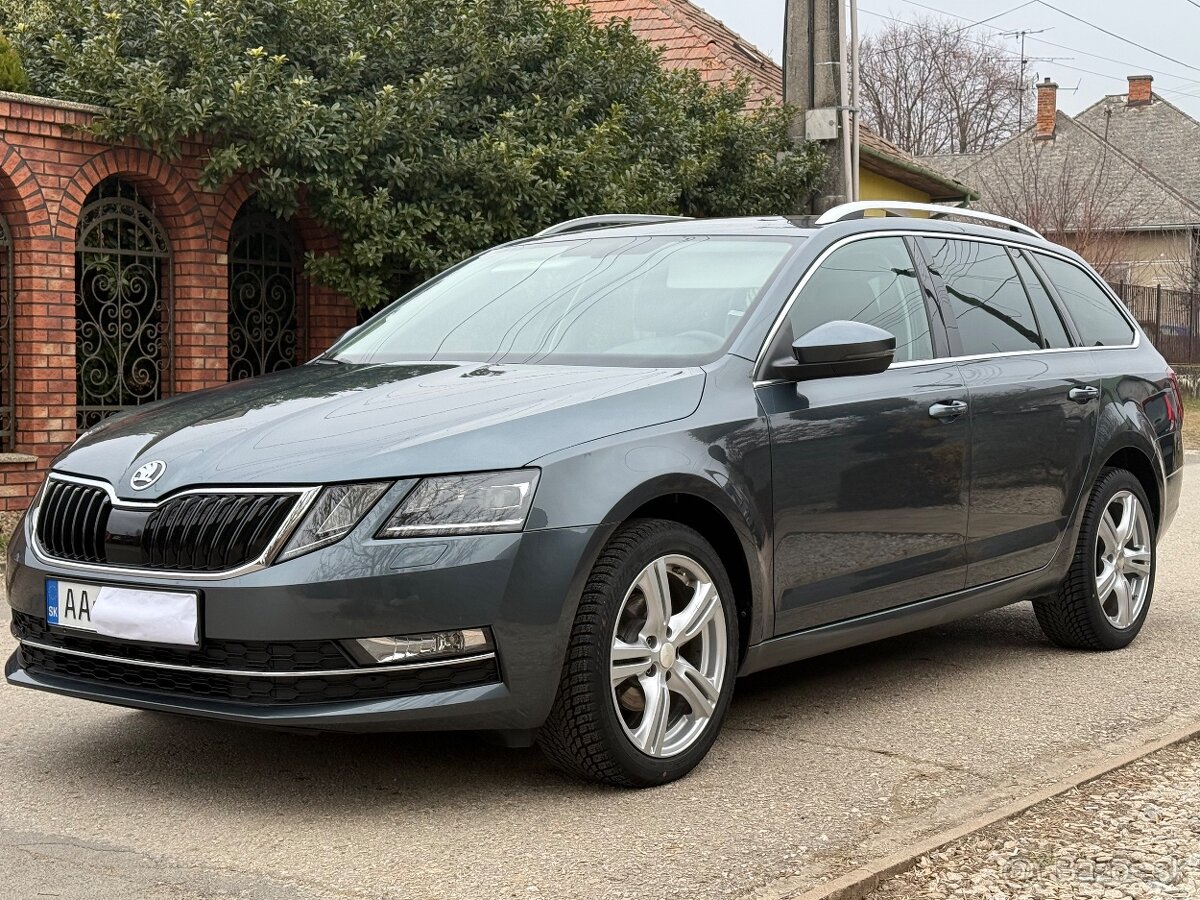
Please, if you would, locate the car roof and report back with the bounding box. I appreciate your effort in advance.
[530,215,817,240]
[526,212,1069,257]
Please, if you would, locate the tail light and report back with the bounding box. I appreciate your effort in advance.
[1167,369,1184,429]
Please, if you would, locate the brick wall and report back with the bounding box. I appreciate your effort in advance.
[0,92,357,510]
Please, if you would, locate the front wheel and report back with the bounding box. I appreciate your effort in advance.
[1034,468,1156,650]
[537,519,739,787]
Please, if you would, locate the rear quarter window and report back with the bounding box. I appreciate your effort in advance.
[1034,254,1136,347]
[921,237,1042,355]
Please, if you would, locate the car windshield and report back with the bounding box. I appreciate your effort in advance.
[328,234,803,366]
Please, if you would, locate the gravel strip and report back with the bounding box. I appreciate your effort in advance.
[867,738,1200,899]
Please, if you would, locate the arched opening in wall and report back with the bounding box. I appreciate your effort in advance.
[0,216,13,450]
[228,204,303,380]
[75,177,172,433]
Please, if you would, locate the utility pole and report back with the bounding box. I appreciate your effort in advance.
[784,0,855,214]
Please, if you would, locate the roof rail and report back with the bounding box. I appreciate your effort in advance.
[535,214,693,238]
[814,201,1044,240]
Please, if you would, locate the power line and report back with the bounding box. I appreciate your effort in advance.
[1031,0,1200,77]
[860,7,1124,84]
[867,1,1038,53]
[893,0,1200,90]
[1026,34,1196,83]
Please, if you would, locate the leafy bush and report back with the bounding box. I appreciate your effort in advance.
[0,32,27,92]
[2,0,823,305]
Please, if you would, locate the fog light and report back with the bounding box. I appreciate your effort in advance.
[351,628,493,665]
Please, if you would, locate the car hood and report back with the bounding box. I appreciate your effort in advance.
[58,362,705,499]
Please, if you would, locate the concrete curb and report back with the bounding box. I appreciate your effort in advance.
[757,720,1200,900]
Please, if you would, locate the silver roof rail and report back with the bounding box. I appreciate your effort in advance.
[535,214,693,238]
[814,201,1044,240]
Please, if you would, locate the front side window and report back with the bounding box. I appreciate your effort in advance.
[331,235,802,366]
[922,238,1041,355]
[786,237,933,363]
[1034,254,1136,347]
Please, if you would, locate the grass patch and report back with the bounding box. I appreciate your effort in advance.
[1183,398,1200,451]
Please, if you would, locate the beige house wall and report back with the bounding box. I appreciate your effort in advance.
[1102,230,1195,290]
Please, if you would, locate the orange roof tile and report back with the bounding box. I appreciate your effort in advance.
[562,0,782,108]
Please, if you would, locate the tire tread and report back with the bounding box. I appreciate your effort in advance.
[537,518,729,787]
[1033,467,1153,651]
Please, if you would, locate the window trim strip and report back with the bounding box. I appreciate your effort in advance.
[752,229,1141,383]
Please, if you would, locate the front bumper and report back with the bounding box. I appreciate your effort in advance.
[5,521,605,733]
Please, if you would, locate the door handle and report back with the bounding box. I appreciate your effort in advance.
[928,400,968,420]
[1068,385,1100,403]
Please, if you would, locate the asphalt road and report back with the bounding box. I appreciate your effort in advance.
[2,458,1200,900]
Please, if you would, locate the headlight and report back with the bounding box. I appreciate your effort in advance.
[378,469,540,538]
[277,481,393,561]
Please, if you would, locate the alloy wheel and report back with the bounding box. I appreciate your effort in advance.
[1094,489,1152,629]
[609,554,728,758]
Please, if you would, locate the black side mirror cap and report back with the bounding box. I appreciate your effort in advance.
[771,320,897,382]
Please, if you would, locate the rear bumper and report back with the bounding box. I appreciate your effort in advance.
[5,520,606,732]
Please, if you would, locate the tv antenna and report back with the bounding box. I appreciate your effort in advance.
[1001,27,1052,129]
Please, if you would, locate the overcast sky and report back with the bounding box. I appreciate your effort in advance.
[692,0,1200,120]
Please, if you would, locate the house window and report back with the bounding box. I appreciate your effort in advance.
[228,206,301,380]
[75,178,172,433]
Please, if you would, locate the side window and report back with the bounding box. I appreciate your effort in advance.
[788,237,933,363]
[1034,254,1136,347]
[922,238,1041,355]
[1012,251,1072,349]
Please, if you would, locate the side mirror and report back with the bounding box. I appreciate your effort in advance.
[772,320,896,381]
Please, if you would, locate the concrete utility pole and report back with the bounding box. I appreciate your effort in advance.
[783,0,855,214]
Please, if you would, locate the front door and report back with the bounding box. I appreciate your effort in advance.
[760,236,970,634]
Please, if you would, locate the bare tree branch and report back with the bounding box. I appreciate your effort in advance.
[860,15,1025,155]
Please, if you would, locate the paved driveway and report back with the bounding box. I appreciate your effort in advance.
[2,458,1199,900]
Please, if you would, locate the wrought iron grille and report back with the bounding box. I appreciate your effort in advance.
[75,178,172,433]
[0,216,13,449]
[229,208,300,380]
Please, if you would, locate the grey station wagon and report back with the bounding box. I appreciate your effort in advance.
[6,202,1183,786]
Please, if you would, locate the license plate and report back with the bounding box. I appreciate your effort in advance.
[46,579,199,647]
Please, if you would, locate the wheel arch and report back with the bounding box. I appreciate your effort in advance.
[1100,444,1162,531]
[600,475,771,660]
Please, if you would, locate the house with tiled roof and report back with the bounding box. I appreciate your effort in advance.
[563,0,976,205]
[920,76,1200,289]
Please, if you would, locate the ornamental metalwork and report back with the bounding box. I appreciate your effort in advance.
[228,208,300,380]
[75,178,172,433]
[0,216,13,450]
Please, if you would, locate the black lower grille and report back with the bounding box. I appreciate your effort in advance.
[12,613,501,706]
[12,611,354,673]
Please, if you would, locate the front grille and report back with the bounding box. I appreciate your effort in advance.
[34,477,302,573]
[36,480,111,563]
[141,493,299,571]
[12,613,502,706]
[12,611,354,673]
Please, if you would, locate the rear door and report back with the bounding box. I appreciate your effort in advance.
[759,235,970,634]
[919,237,1099,586]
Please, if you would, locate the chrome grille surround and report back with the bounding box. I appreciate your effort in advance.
[29,473,321,580]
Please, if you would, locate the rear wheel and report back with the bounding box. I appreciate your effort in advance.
[1034,468,1155,650]
[537,519,738,787]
